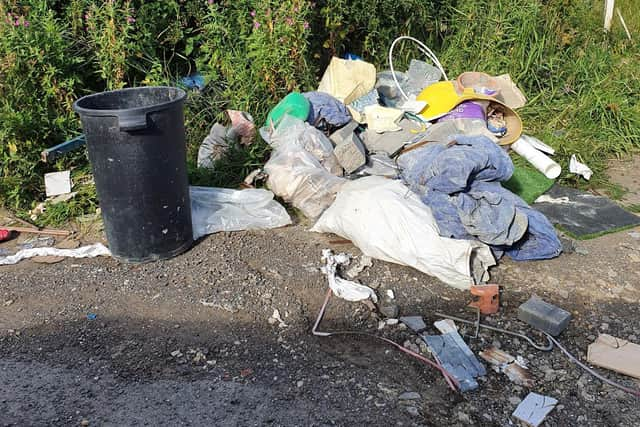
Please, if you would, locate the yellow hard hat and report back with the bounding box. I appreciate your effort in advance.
[417,81,522,145]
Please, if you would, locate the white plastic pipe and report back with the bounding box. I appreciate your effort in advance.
[511,137,561,179]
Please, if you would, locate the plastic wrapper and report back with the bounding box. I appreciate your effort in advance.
[190,186,291,240]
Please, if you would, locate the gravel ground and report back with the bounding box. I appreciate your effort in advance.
[1,218,640,426]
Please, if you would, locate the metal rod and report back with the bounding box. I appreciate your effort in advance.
[313,288,459,391]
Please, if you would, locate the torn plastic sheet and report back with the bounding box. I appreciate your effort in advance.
[0,243,111,266]
[321,249,378,303]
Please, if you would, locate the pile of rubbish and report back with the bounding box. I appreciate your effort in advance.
[312,250,640,422]
[230,38,574,289]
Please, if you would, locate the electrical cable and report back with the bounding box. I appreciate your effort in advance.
[546,334,640,399]
[312,288,459,391]
[434,312,554,351]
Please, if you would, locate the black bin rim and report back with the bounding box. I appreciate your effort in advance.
[73,86,187,118]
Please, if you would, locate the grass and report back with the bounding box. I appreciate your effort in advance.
[438,0,640,196]
[3,0,639,225]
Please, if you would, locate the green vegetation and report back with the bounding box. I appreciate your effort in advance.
[0,0,638,225]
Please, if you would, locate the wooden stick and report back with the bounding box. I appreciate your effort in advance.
[617,8,632,40]
[2,226,71,237]
[604,0,615,32]
[6,216,37,228]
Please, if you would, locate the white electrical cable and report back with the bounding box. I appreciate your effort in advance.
[388,36,448,101]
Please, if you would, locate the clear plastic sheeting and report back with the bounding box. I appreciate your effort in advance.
[190,186,292,240]
[312,176,496,289]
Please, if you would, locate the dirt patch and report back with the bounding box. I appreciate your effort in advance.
[608,155,640,208]
[1,222,640,426]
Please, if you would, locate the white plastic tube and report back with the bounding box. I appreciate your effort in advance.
[388,36,448,101]
[511,137,561,179]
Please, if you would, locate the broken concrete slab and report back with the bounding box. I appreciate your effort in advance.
[361,118,425,154]
[423,331,486,392]
[518,296,571,336]
[587,334,640,380]
[330,121,366,174]
[512,392,558,427]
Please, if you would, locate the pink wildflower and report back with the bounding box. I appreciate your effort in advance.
[127,16,136,24]
[303,21,309,30]
[250,10,256,17]
[253,20,260,29]
[285,17,293,25]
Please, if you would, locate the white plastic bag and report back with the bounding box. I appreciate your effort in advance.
[263,115,346,219]
[190,186,291,240]
[311,176,496,289]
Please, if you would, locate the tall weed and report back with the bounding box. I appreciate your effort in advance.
[0,1,83,209]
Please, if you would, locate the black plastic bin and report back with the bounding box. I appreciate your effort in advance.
[73,86,193,263]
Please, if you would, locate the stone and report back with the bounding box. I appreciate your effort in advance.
[457,412,472,424]
[405,406,419,417]
[398,392,421,400]
[379,301,399,319]
[403,340,421,354]
[575,247,590,256]
[399,316,426,332]
[330,121,366,174]
[518,296,571,336]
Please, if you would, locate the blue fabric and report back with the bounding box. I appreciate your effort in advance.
[303,92,352,129]
[400,135,562,261]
